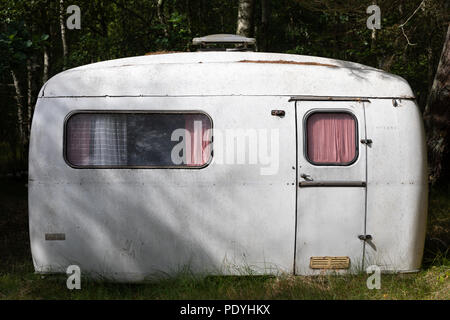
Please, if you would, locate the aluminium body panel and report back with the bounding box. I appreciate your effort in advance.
[363,99,428,272]
[39,52,414,99]
[29,96,297,281]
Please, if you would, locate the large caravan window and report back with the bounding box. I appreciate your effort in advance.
[65,112,212,168]
[305,112,357,165]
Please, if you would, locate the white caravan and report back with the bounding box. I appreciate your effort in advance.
[29,41,428,281]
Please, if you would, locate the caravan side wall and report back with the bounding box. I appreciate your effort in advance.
[28,52,429,280]
[29,96,428,279]
[29,95,297,280]
[364,99,428,272]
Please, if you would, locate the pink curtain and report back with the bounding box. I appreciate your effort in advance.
[184,115,212,166]
[66,114,91,166]
[307,113,356,164]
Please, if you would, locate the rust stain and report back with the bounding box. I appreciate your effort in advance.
[145,51,181,55]
[238,60,338,68]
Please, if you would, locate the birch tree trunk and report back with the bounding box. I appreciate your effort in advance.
[42,46,49,83]
[424,24,450,183]
[59,0,68,69]
[236,0,255,37]
[11,70,25,144]
[26,59,34,136]
[157,0,169,38]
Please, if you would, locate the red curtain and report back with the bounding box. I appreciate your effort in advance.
[66,114,91,166]
[184,115,212,166]
[307,113,356,164]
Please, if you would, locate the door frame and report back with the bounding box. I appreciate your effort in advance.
[291,96,370,274]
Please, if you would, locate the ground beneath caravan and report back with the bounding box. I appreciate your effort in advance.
[0,178,448,300]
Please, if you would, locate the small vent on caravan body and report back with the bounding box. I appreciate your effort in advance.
[192,34,256,52]
[310,256,350,270]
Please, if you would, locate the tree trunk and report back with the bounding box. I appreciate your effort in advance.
[186,0,192,33]
[42,46,49,84]
[371,1,377,49]
[11,70,25,144]
[26,59,34,136]
[157,0,169,38]
[237,0,255,37]
[424,24,450,183]
[59,0,68,69]
[260,0,269,51]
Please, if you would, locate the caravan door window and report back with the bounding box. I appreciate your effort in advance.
[64,112,212,168]
[305,112,358,165]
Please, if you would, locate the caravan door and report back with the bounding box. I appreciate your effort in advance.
[294,99,368,274]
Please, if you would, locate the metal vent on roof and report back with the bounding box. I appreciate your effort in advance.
[192,34,256,52]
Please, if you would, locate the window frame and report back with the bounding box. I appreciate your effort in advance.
[63,110,213,169]
[303,109,359,167]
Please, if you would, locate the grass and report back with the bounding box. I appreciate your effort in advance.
[0,177,448,300]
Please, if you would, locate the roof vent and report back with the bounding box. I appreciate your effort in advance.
[192,34,256,52]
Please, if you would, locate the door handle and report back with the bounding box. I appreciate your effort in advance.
[300,173,314,181]
[299,181,366,187]
[271,110,285,117]
[358,234,373,241]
